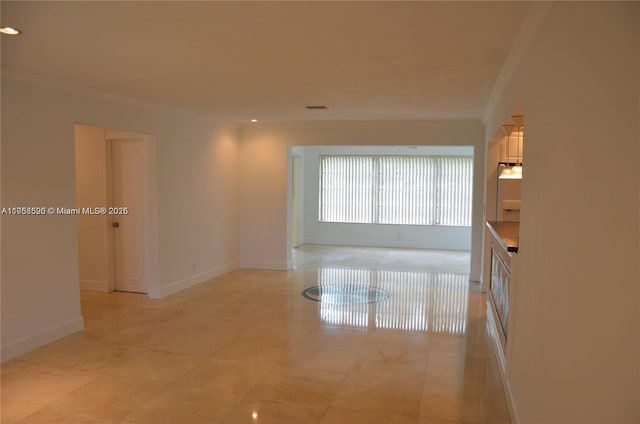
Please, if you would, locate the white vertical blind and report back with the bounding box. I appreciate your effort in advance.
[437,156,473,226]
[319,155,472,226]
[319,156,375,223]
[378,156,438,225]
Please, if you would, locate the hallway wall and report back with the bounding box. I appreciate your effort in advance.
[74,124,111,292]
[1,70,240,360]
[483,2,640,422]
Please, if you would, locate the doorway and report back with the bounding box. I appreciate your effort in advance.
[74,124,158,295]
[291,154,302,248]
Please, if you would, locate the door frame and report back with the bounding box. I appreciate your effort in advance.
[74,126,161,298]
[291,154,302,248]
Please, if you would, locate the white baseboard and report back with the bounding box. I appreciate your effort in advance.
[239,260,290,270]
[80,279,108,292]
[504,376,519,424]
[486,300,519,424]
[1,317,84,363]
[486,304,507,372]
[149,261,239,299]
[303,238,470,251]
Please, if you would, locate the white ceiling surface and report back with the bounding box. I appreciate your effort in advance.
[1,1,530,123]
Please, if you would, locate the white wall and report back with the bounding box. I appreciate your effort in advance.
[75,124,110,292]
[1,69,240,361]
[301,145,473,250]
[239,120,485,280]
[483,3,639,423]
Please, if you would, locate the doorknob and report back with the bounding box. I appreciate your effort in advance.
[112,222,120,228]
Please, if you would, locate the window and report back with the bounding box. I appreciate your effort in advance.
[319,155,473,226]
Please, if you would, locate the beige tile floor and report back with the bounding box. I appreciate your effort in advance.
[1,245,510,424]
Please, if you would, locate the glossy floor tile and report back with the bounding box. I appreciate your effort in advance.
[1,245,510,423]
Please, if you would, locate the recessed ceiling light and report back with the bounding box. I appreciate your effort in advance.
[305,105,327,110]
[250,119,258,123]
[0,27,22,35]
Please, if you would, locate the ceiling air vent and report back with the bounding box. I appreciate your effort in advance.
[305,105,328,110]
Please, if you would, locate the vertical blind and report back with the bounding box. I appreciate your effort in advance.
[319,155,473,226]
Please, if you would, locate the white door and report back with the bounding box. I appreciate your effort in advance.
[111,139,147,293]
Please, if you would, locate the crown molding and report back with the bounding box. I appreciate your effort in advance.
[1,66,230,126]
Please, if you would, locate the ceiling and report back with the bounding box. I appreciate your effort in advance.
[1,1,530,123]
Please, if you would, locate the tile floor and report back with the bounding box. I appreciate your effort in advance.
[1,245,510,423]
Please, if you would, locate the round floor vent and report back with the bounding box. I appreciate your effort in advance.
[301,284,391,305]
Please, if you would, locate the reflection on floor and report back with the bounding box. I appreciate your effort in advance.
[1,245,510,424]
[312,268,469,334]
